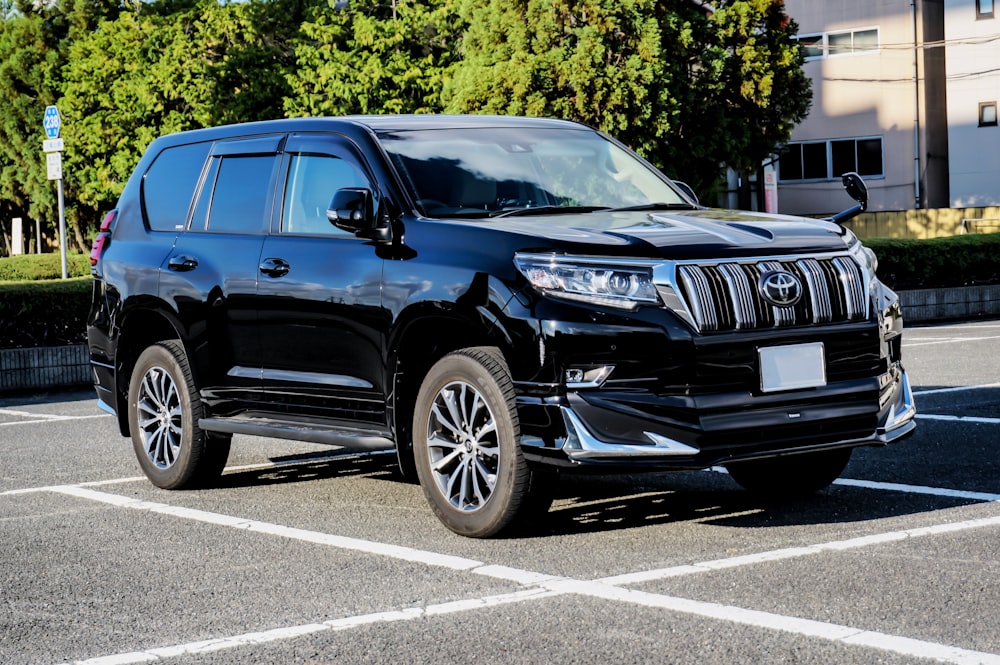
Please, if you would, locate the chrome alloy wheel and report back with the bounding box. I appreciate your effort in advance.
[425,380,500,513]
[135,365,184,470]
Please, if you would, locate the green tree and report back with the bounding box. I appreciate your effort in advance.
[444,0,810,203]
[0,0,125,252]
[285,0,464,117]
[60,0,308,236]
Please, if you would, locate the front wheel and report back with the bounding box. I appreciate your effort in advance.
[127,341,231,489]
[725,448,852,499]
[412,348,533,537]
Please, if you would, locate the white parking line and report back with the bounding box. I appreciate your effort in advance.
[916,413,1000,425]
[0,412,110,427]
[903,335,1000,347]
[43,484,1000,665]
[58,588,560,665]
[913,382,1000,396]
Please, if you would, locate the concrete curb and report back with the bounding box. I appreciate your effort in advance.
[0,344,89,394]
[899,284,1000,323]
[2,286,999,394]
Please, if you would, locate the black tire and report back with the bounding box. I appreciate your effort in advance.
[412,347,534,537]
[127,341,231,490]
[725,447,853,499]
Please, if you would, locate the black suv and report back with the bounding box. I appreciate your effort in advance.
[88,115,915,537]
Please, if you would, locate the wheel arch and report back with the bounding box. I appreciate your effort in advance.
[112,303,187,436]
[387,302,516,475]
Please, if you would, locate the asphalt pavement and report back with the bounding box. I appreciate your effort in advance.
[1,320,998,664]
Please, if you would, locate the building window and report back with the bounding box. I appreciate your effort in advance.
[796,28,879,60]
[980,102,998,126]
[978,0,994,19]
[779,138,884,182]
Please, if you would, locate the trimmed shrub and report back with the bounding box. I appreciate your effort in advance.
[0,253,91,281]
[866,234,1000,290]
[0,278,92,348]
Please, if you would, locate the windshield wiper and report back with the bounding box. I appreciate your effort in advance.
[490,205,611,218]
[604,202,696,212]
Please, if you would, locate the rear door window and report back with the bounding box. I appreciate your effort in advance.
[190,135,282,234]
[142,142,212,231]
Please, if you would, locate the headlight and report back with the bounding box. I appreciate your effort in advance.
[514,253,661,310]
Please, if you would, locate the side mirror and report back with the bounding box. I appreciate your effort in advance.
[327,187,376,233]
[841,172,868,210]
[672,180,699,206]
[825,172,868,224]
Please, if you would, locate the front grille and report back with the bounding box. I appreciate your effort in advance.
[673,256,868,332]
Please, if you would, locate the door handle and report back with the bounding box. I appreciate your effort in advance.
[259,257,290,277]
[167,255,198,271]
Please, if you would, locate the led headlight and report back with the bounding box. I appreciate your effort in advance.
[514,253,661,310]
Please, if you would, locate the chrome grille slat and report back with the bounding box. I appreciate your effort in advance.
[674,255,868,333]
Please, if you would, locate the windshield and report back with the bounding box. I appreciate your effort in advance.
[377,126,689,218]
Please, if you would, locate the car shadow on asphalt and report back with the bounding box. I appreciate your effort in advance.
[210,449,982,539]
[502,470,984,539]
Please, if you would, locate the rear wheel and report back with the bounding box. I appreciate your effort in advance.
[413,347,534,537]
[725,448,852,499]
[127,341,231,489]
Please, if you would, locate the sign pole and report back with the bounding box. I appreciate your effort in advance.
[57,178,67,278]
[42,105,67,278]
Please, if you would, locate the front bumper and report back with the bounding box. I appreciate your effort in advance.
[517,360,916,472]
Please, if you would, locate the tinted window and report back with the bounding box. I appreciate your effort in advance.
[802,142,828,180]
[203,155,277,233]
[281,155,368,235]
[142,142,211,231]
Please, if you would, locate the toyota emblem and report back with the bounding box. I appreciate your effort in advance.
[758,270,803,307]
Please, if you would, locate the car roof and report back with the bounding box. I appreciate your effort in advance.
[150,115,589,148]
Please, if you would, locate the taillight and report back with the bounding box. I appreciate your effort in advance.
[90,210,117,267]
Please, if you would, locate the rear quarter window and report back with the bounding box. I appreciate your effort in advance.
[141,142,212,231]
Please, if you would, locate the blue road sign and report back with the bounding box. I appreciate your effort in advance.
[43,106,61,139]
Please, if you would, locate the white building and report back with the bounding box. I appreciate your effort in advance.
[780,1,949,215]
[945,0,1000,206]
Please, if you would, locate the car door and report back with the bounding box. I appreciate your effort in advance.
[159,134,282,414]
[256,133,388,429]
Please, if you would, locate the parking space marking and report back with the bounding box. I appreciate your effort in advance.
[40,483,1000,665]
[916,413,1000,425]
[0,411,109,427]
[59,577,1000,665]
[52,485,484,571]
[541,579,1000,665]
[913,382,1000,396]
[58,588,561,665]
[597,511,1000,586]
[834,477,1000,502]
[903,335,1000,348]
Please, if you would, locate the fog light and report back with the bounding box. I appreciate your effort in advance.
[565,365,615,388]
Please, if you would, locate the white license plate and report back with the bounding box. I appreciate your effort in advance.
[758,343,826,393]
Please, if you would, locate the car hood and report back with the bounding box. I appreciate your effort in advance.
[484,209,852,260]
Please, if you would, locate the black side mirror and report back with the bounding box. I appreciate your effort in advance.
[841,172,868,210]
[672,180,699,206]
[825,172,868,224]
[327,188,375,233]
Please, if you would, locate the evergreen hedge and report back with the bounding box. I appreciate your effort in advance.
[866,234,1000,290]
[0,277,92,348]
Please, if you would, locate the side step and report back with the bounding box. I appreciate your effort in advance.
[199,415,394,450]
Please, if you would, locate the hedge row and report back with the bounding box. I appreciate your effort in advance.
[0,253,91,281]
[0,277,92,348]
[1,235,998,349]
[865,234,1000,290]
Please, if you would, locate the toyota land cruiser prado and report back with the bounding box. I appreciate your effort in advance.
[87,115,915,537]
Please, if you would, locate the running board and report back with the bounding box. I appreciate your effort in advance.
[199,416,394,450]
